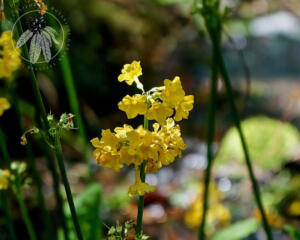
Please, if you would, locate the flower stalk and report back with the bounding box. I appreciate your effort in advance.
[0,129,17,240]
[9,3,83,239]
[135,116,148,238]
[54,130,84,240]
[15,179,38,240]
[198,34,219,239]
[194,0,273,239]
[6,81,54,240]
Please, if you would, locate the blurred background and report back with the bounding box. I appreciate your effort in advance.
[1,0,300,239]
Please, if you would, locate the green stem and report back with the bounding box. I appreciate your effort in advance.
[15,182,38,240]
[0,192,17,240]
[198,36,219,240]
[6,81,53,240]
[0,129,17,240]
[42,0,91,178]
[135,116,148,238]
[39,141,70,240]
[9,4,71,239]
[215,47,273,240]
[54,132,83,240]
[59,53,91,178]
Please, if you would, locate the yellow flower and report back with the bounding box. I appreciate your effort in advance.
[146,101,173,124]
[253,208,283,228]
[90,131,123,172]
[128,181,156,197]
[0,31,21,79]
[161,76,185,107]
[174,95,194,121]
[0,169,10,190]
[128,165,156,197]
[118,61,144,91]
[185,183,230,229]
[0,98,10,116]
[288,201,300,216]
[118,94,147,119]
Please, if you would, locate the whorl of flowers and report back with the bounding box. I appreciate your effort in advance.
[91,61,194,197]
[0,31,21,79]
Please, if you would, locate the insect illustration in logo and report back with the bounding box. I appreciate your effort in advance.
[17,17,59,64]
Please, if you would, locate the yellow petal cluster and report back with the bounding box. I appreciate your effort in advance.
[118,75,194,124]
[92,61,194,196]
[118,60,142,86]
[0,169,10,190]
[91,119,186,172]
[0,98,10,116]
[184,183,231,229]
[0,31,21,79]
[118,94,147,119]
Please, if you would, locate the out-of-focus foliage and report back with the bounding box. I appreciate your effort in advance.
[184,182,231,232]
[216,116,300,169]
[284,225,300,240]
[212,218,259,240]
[60,183,102,240]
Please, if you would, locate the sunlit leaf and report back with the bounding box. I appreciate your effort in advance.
[216,116,300,170]
[212,218,260,240]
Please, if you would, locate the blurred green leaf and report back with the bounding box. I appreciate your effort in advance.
[59,183,103,240]
[155,0,193,5]
[216,116,300,170]
[212,218,259,240]
[284,225,300,240]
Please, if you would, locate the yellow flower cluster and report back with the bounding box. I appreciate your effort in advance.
[253,208,283,229]
[118,62,194,124]
[0,31,21,79]
[185,183,231,230]
[0,169,10,190]
[0,98,10,116]
[91,61,194,197]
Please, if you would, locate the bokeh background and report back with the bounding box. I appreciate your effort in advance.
[1,0,300,239]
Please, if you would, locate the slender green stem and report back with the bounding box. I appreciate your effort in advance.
[9,4,71,239]
[54,132,83,240]
[59,53,91,178]
[15,182,38,240]
[197,1,273,238]
[0,129,17,240]
[39,141,70,240]
[135,116,148,237]
[1,192,17,240]
[42,0,91,178]
[0,128,37,240]
[198,38,219,240]
[215,47,273,240]
[6,81,53,240]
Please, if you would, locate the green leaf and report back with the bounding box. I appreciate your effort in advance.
[284,225,300,240]
[59,183,103,240]
[212,218,260,240]
[216,116,300,170]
